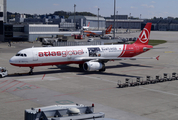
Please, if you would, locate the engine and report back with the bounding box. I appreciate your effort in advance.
[83,61,104,71]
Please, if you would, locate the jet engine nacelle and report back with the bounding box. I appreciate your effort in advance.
[83,61,103,71]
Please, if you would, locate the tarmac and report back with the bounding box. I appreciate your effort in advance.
[1,31,178,120]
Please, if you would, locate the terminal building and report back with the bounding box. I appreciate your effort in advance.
[144,19,178,31]
[68,15,106,30]
[105,15,144,30]
[0,0,7,42]
[2,9,178,42]
[25,24,59,41]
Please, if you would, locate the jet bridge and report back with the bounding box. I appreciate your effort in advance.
[24,104,110,120]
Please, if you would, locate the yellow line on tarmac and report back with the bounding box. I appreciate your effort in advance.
[164,51,173,53]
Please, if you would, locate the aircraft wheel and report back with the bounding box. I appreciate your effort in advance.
[29,72,33,75]
[0,74,2,78]
[99,67,105,72]
[29,67,34,75]
[79,64,83,69]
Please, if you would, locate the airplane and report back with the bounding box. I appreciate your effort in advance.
[9,23,159,74]
[82,22,90,30]
[84,25,112,37]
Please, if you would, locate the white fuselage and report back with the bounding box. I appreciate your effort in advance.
[9,45,126,67]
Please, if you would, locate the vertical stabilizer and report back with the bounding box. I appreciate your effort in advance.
[105,25,112,34]
[134,23,152,45]
[87,22,90,27]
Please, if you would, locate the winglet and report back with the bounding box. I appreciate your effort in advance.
[156,56,160,60]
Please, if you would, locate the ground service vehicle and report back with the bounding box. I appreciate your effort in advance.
[0,67,8,78]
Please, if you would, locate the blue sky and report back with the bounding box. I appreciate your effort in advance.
[7,0,178,19]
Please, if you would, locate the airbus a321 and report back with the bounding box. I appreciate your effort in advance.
[9,23,159,74]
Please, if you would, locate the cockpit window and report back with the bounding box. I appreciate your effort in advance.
[15,53,27,57]
[16,53,20,56]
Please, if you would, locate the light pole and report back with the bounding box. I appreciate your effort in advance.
[113,0,116,39]
[116,11,118,33]
[98,8,100,30]
[129,13,131,33]
[74,4,76,29]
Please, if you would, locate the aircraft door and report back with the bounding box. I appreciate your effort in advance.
[135,46,140,55]
[33,51,38,61]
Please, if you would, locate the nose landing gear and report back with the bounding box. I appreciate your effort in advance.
[29,67,34,75]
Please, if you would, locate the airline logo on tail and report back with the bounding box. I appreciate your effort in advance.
[139,28,150,43]
[134,23,152,45]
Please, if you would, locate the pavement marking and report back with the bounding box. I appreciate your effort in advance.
[1,81,21,92]
[0,79,39,92]
[42,74,46,80]
[139,86,178,97]
[13,83,27,91]
[82,75,118,84]
[0,80,16,89]
[164,51,173,53]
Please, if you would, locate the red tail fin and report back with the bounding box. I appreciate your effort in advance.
[134,23,152,45]
[105,25,112,34]
[87,22,90,27]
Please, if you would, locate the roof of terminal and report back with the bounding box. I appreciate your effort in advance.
[68,16,105,21]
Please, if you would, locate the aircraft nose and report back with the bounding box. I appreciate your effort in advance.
[9,56,17,64]
[9,57,14,64]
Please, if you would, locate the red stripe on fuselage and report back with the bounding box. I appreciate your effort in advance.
[118,44,126,57]
[10,61,85,67]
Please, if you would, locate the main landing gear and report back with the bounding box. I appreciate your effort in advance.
[29,67,34,75]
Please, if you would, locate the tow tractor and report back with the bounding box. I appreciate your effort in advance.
[0,67,8,78]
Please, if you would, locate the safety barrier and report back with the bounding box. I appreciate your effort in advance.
[117,72,178,88]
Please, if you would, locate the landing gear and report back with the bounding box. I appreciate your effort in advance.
[29,67,34,75]
[79,64,84,71]
[99,63,105,72]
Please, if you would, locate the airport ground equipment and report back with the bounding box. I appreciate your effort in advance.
[117,80,124,88]
[140,77,148,85]
[117,72,178,88]
[0,67,8,78]
[136,77,141,85]
[171,72,177,80]
[130,78,139,87]
[117,78,130,88]
[148,76,156,84]
[24,104,106,120]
